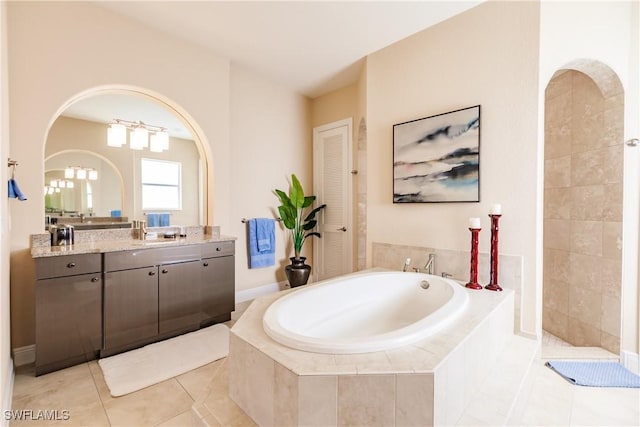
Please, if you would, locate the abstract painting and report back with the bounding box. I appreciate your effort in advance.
[393,105,480,203]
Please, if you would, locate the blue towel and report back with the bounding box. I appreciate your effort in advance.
[146,213,160,227]
[248,218,275,268]
[159,213,170,227]
[8,179,27,201]
[110,210,121,218]
[546,361,640,388]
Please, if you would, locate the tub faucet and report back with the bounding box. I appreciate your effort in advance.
[424,253,435,275]
[402,258,411,272]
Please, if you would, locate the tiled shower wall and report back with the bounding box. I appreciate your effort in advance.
[543,70,624,353]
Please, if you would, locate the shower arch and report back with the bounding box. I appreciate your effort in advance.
[542,59,624,354]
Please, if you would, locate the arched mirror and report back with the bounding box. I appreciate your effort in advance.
[44,92,205,229]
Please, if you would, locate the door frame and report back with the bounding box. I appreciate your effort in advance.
[312,118,354,280]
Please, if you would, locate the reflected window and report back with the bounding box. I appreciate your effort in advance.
[141,158,182,210]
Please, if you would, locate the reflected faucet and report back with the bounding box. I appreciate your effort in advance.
[424,253,435,275]
[79,213,85,223]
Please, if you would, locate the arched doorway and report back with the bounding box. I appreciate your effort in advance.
[543,60,624,355]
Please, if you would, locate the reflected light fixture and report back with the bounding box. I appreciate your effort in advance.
[64,166,97,180]
[107,118,169,152]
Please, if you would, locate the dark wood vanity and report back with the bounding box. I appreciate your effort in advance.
[33,239,235,376]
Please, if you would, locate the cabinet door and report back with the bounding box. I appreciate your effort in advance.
[201,255,235,322]
[36,273,102,375]
[159,260,202,335]
[104,267,159,350]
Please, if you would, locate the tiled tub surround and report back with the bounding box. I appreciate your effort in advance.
[372,242,523,333]
[229,274,515,426]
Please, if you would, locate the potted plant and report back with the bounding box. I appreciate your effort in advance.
[275,174,326,287]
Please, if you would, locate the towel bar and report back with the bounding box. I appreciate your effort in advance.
[241,218,282,223]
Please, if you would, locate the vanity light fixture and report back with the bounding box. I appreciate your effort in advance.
[107,118,169,152]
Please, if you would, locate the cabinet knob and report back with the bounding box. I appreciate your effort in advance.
[203,262,209,267]
[67,262,76,268]
[90,277,99,282]
[162,269,168,274]
[148,271,156,276]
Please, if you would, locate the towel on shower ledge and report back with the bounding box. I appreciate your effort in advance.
[248,218,275,268]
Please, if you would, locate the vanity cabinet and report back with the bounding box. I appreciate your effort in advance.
[158,260,202,335]
[200,241,235,325]
[102,242,234,354]
[104,266,159,351]
[35,254,102,376]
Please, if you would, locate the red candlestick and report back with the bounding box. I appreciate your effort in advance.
[465,228,482,289]
[485,214,503,291]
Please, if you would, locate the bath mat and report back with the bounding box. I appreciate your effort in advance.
[99,324,229,396]
[545,361,640,388]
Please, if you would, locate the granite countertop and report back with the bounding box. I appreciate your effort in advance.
[31,234,237,258]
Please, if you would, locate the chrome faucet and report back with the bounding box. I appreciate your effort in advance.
[424,253,435,275]
[79,213,85,223]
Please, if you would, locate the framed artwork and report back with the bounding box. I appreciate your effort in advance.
[393,105,480,203]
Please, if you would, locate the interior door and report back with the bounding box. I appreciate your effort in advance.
[313,118,353,280]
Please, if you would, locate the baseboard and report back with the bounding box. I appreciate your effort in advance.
[621,350,639,375]
[2,357,14,427]
[12,345,35,367]
[235,281,283,303]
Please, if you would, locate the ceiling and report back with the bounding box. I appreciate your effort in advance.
[63,1,483,137]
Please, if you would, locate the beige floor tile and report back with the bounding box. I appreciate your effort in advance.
[154,409,202,427]
[176,359,225,402]
[102,379,194,427]
[192,402,222,427]
[11,363,109,426]
[9,401,110,427]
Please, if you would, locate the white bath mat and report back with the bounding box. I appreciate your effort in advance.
[98,324,229,397]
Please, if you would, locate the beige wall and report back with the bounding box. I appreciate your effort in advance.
[365,1,541,334]
[1,0,12,413]
[46,116,201,225]
[7,2,309,349]
[229,64,311,291]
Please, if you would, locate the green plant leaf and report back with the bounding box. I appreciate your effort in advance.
[302,219,317,230]
[277,205,295,229]
[302,196,315,208]
[275,189,290,206]
[303,204,326,222]
[290,174,305,208]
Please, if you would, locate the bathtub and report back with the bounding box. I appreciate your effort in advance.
[262,271,469,354]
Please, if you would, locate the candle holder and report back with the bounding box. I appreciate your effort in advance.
[485,214,503,291]
[465,228,482,290]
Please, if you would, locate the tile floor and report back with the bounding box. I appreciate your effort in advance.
[8,309,640,426]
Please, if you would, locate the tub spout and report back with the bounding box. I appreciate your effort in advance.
[424,253,435,275]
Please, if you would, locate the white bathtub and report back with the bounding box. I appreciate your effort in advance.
[262,271,469,354]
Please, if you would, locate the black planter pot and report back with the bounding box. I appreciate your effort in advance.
[285,256,311,288]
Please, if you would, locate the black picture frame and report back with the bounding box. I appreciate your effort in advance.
[393,105,480,203]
